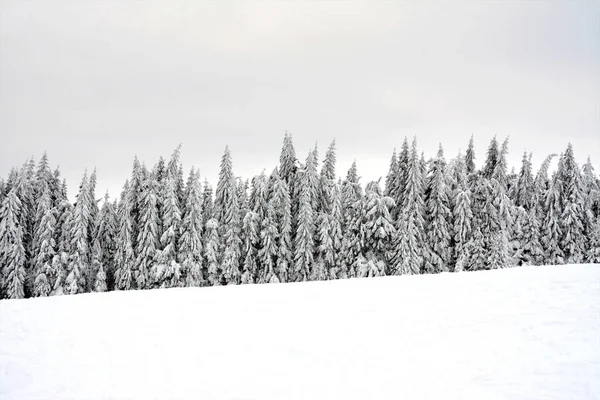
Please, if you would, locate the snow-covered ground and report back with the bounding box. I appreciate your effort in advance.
[1,264,599,400]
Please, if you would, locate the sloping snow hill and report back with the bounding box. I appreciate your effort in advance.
[1,264,599,400]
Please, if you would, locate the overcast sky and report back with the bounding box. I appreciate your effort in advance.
[1,1,599,200]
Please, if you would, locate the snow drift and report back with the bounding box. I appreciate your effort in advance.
[1,264,599,400]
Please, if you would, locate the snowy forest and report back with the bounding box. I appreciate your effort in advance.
[0,134,599,300]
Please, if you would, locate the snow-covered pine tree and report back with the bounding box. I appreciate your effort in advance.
[392,138,426,275]
[178,168,205,287]
[362,181,395,276]
[0,191,26,299]
[154,147,183,289]
[241,211,259,284]
[483,136,499,179]
[96,193,117,290]
[515,152,535,210]
[135,170,159,289]
[91,237,107,292]
[487,178,512,269]
[250,172,269,222]
[202,179,214,227]
[424,145,452,274]
[452,177,473,271]
[318,140,337,214]
[258,202,279,283]
[269,170,293,283]
[114,181,136,290]
[328,182,344,279]
[558,144,586,263]
[215,146,242,285]
[465,135,476,175]
[541,176,565,264]
[340,161,364,278]
[65,173,91,294]
[50,167,65,208]
[293,149,317,282]
[314,212,334,281]
[587,215,600,263]
[14,161,36,296]
[384,149,402,220]
[513,206,544,266]
[32,180,55,297]
[533,153,557,220]
[87,168,99,248]
[128,157,145,252]
[237,177,249,223]
[51,200,73,295]
[204,218,221,286]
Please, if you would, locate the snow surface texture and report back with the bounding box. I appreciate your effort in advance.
[1,264,599,400]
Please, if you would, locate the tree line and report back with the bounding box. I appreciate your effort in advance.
[0,134,599,299]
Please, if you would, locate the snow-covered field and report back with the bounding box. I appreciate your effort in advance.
[1,264,599,400]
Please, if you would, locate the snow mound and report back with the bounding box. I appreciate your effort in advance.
[1,264,599,400]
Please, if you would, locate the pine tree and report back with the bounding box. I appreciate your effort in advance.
[135,171,159,289]
[215,147,242,285]
[52,200,73,295]
[0,191,26,299]
[363,181,395,274]
[314,213,334,281]
[32,181,55,297]
[465,135,476,175]
[204,218,221,286]
[541,177,564,264]
[114,181,136,290]
[14,161,36,296]
[318,140,337,214]
[65,173,91,295]
[258,203,279,283]
[514,152,534,210]
[250,172,269,221]
[340,161,363,278]
[424,145,452,274]
[202,179,214,226]
[587,215,600,263]
[92,238,107,292]
[328,182,344,279]
[392,139,425,275]
[483,136,499,179]
[270,171,292,282]
[558,144,586,263]
[241,211,259,284]
[178,168,205,287]
[96,193,118,291]
[88,168,99,247]
[452,185,473,271]
[293,150,317,282]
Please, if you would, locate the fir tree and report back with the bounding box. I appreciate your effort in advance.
[215,147,242,285]
[96,193,118,290]
[0,191,26,299]
[392,138,425,275]
[483,136,499,179]
[65,173,91,295]
[241,211,259,284]
[270,171,293,282]
[541,177,565,264]
[178,168,205,287]
[319,140,337,214]
[293,150,317,282]
[558,144,586,263]
[424,145,452,273]
[328,182,344,279]
[465,135,476,175]
[363,181,396,273]
[515,152,535,210]
[258,203,279,283]
[114,181,136,290]
[32,181,55,297]
[314,213,334,281]
[135,171,159,289]
[92,238,107,292]
[204,218,221,286]
[52,200,73,295]
[202,179,214,227]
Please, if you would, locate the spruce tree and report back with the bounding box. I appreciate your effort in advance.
[558,144,586,263]
[215,147,242,285]
[52,200,73,295]
[541,177,565,264]
[340,161,363,278]
[204,218,221,286]
[0,191,26,299]
[178,168,205,287]
[392,139,425,275]
[241,211,259,284]
[465,135,476,175]
[202,179,214,227]
[66,173,91,294]
[293,150,317,282]
[314,213,334,280]
[515,152,535,210]
[483,136,499,179]
[96,193,118,291]
[92,238,107,292]
[328,182,344,279]
[424,145,452,273]
[135,171,159,289]
[319,140,337,214]
[258,203,279,283]
[32,181,55,297]
[270,171,293,282]
[114,181,136,290]
[363,181,395,275]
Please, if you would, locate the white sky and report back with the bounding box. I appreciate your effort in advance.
[1,1,599,200]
